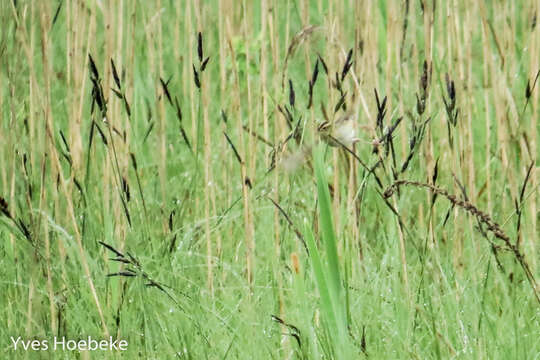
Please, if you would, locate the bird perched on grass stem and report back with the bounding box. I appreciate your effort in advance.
[317,112,360,148]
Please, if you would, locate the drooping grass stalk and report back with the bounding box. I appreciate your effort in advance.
[384,179,540,304]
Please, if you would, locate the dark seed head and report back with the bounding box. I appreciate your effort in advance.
[197,32,203,62]
[317,54,328,75]
[420,60,429,92]
[201,56,210,72]
[341,48,353,81]
[111,59,121,90]
[445,73,456,102]
[192,65,200,88]
[288,79,295,108]
[0,197,11,218]
[311,58,319,86]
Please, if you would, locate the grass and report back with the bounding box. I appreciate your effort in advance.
[1,0,539,358]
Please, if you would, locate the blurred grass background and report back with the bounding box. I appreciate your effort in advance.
[0,0,539,358]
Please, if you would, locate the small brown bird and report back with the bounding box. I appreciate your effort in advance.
[318,112,360,148]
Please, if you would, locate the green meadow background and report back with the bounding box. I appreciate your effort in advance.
[1,0,539,358]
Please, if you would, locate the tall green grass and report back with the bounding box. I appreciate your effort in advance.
[1,1,539,359]
[302,145,351,358]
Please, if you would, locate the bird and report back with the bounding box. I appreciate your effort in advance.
[317,112,360,148]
